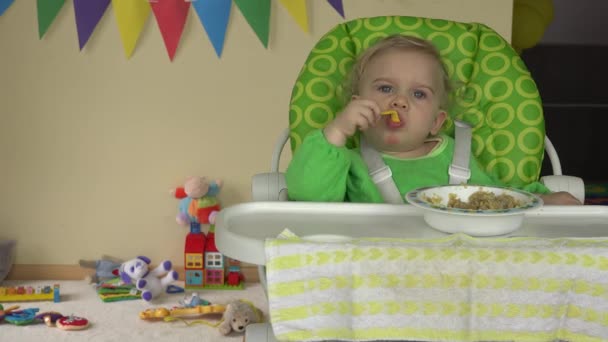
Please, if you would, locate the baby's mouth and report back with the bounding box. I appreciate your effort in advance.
[385,113,404,129]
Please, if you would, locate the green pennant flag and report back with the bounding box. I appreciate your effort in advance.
[234,0,270,48]
[37,0,65,39]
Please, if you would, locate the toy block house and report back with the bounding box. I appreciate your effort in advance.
[203,226,225,286]
[184,222,206,288]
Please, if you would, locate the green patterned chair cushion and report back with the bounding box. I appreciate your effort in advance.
[288,16,545,188]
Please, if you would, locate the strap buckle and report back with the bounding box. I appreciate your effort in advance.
[449,164,471,184]
[369,165,392,184]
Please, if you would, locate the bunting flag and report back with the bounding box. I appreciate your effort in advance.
[278,0,308,33]
[37,0,66,39]
[0,0,13,16]
[112,0,151,59]
[74,0,110,50]
[4,0,350,59]
[192,0,232,57]
[234,0,270,48]
[150,0,191,61]
[327,0,345,18]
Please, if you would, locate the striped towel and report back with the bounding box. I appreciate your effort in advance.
[265,230,608,342]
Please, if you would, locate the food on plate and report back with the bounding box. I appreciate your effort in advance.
[447,190,521,210]
[423,189,522,210]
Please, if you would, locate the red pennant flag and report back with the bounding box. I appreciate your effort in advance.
[150,0,191,61]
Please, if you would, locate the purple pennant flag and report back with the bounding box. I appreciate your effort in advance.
[74,0,110,50]
[0,0,14,16]
[327,0,344,18]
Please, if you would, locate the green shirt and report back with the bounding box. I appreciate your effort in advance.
[285,129,550,203]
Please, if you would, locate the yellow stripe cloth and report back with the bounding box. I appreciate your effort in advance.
[265,230,608,342]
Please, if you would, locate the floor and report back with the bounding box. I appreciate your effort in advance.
[0,279,268,342]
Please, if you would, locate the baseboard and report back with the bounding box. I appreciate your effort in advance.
[5,264,261,283]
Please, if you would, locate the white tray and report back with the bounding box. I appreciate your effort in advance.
[215,202,608,266]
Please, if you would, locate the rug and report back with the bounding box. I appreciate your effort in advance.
[0,280,268,341]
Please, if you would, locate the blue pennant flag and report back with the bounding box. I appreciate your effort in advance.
[192,0,232,57]
[0,0,14,16]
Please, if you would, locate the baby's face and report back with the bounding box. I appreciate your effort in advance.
[357,49,446,156]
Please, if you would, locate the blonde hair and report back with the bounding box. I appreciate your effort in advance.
[346,34,452,109]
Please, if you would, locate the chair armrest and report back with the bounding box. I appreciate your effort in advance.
[539,175,585,204]
[251,172,288,201]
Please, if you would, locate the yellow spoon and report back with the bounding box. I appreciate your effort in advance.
[381,110,400,123]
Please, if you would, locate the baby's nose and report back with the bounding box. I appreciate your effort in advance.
[392,100,408,109]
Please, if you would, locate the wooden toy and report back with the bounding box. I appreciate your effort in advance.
[0,284,60,302]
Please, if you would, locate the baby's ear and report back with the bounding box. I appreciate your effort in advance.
[431,110,447,135]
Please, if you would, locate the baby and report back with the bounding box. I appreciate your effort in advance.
[286,34,580,205]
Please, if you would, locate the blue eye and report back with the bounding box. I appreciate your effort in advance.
[413,90,427,99]
[378,85,393,93]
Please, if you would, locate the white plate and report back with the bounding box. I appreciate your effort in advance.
[405,185,543,236]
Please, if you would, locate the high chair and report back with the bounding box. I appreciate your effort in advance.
[216,16,608,342]
[251,15,585,203]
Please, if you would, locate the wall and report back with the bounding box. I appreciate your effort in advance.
[0,0,513,266]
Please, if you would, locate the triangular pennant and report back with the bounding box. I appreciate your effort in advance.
[112,0,151,59]
[278,0,308,33]
[150,0,191,61]
[326,0,345,18]
[233,0,270,48]
[0,0,14,16]
[37,0,66,39]
[74,0,110,50]
[192,0,231,57]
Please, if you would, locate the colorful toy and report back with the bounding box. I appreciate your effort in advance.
[35,311,64,326]
[79,255,122,284]
[179,292,209,307]
[119,256,178,301]
[0,304,20,321]
[0,284,60,303]
[218,300,263,336]
[139,303,226,321]
[56,315,89,330]
[174,177,245,290]
[1,307,89,330]
[4,308,39,325]
[226,262,244,286]
[173,176,222,226]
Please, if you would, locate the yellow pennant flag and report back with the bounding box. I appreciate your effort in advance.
[278,0,308,33]
[112,0,151,58]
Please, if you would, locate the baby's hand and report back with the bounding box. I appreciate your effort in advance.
[539,191,582,205]
[323,99,381,146]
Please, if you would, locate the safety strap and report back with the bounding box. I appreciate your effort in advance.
[360,137,404,204]
[361,120,472,203]
[449,120,472,185]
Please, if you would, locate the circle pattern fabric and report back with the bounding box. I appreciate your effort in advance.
[288,16,545,187]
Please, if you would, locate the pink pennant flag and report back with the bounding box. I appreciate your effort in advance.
[74,0,110,50]
[150,0,191,61]
[326,0,344,18]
